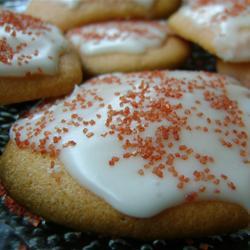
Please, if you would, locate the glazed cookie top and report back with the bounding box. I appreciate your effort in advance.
[55,0,154,9]
[179,0,250,62]
[67,21,168,55]
[10,71,250,218]
[0,11,67,77]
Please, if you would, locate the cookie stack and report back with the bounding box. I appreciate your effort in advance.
[27,0,190,75]
[0,0,249,241]
[169,0,250,87]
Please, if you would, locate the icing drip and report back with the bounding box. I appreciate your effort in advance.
[67,21,168,55]
[0,11,67,77]
[10,71,250,218]
[180,0,250,62]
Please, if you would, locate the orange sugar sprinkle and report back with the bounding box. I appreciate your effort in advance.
[0,11,51,66]
[166,154,175,165]
[179,145,187,151]
[214,128,222,133]
[152,164,165,178]
[214,189,220,194]
[199,186,206,192]
[53,136,61,143]
[138,169,144,176]
[109,156,120,166]
[0,38,14,64]
[63,140,76,148]
[186,148,193,154]
[185,192,198,202]
[177,182,184,189]
[220,174,228,180]
[62,127,69,133]
[123,152,132,158]
[240,150,247,157]
[0,11,49,32]
[228,181,236,190]
[204,168,210,173]
[203,127,208,132]
[86,132,94,138]
[71,113,78,119]
[181,154,188,160]
[221,139,233,148]
[199,156,208,165]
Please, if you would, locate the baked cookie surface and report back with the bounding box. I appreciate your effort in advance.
[67,21,190,75]
[26,0,181,31]
[0,71,249,239]
[0,11,82,105]
[217,60,250,88]
[168,0,250,62]
[0,142,248,239]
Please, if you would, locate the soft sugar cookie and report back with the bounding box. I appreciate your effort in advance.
[26,0,181,32]
[1,71,249,239]
[168,0,250,62]
[67,21,190,75]
[0,11,82,105]
[217,60,250,88]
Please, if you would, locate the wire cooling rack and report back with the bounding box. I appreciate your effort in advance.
[0,1,249,249]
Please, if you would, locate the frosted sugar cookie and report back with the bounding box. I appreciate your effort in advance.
[0,71,249,239]
[67,21,190,75]
[26,0,181,32]
[0,11,82,105]
[168,0,250,62]
[217,60,250,88]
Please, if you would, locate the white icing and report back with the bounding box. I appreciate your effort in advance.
[179,1,250,62]
[68,21,168,55]
[0,12,67,77]
[10,71,250,218]
[54,0,81,8]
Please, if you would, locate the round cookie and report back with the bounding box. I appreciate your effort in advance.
[0,11,82,105]
[67,21,190,75]
[217,60,250,88]
[0,71,249,239]
[26,0,181,32]
[0,142,248,239]
[168,0,250,62]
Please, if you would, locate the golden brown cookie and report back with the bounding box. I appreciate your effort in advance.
[168,0,250,62]
[217,60,250,88]
[0,71,249,239]
[26,0,181,32]
[0,11,82,105]
[0,142,248,239]
[67,21,190,75]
